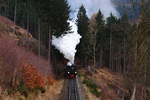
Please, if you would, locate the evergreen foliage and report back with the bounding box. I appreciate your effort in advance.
[1,0,70,47]
[76,5,93,65]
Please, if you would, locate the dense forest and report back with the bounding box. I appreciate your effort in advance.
[76,2,150,88]
[0,0,150,99]
[0,0,150,87]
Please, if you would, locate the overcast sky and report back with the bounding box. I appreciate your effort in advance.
[67,0,120,19]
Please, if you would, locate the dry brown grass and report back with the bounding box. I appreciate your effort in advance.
[79,68,128,100]
[0,80,64,100]
[82,83,99,100]
[0,16,32,40]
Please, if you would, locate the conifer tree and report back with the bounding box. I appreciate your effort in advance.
[106,14,118,70]
[49,0,70,37]
[76,5,92,65]
[95,10,105,67]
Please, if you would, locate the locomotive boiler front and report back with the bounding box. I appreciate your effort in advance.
[65,65,77,79]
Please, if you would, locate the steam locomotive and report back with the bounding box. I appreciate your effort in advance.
[64,65,77,79]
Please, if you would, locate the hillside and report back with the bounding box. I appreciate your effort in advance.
[0,16,50,74]
[0,16,32,38]
[79,68,150,100]
[0,16,63,100]
[113,0,140,19]
[113,0,149,21]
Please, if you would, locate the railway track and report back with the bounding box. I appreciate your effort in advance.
[68,79,79,100]
[60,78,83,100]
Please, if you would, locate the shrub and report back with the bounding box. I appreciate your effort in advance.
[32,87,46,94]
[83,79,101,97]
[16,80,46,97]
[7,88,16,95]
[22,64,46,89]
[90,88,101,97]
[17,81,29,97]
[46,76,55,85]
[0,35,20,88]
[83,79,97,89]
[0,35,52,89]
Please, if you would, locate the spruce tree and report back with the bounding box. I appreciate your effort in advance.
[106,14,118,70]
[76,5,92,65]
[48,0,70,37]
[95,10,105,67]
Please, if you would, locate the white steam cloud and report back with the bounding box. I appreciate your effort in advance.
[52,20,81,65]
[67,0,120,18]
[52,0,119,66]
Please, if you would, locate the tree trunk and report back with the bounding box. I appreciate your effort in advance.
[48,26,51,68]
[93,32,96,68]
[141,87,144,100]
[93,40,96,68]
[38,18,41,57]
[26,0,30,31]
[134,38,138,77]
[8,0,10,17]
[117,56,119,72]
[12,68,17,88]
[14,0,17,24]
[109,27,112,70]
[123,37,126,73]
[34,16,37,37]
[130,85,136,100]
[119,47,122,72]
[99,48,103,67]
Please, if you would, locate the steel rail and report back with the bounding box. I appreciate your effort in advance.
[68,79,79,100]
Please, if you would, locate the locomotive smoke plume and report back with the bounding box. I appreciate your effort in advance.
[68,0,120,18]
[52,20,81,66]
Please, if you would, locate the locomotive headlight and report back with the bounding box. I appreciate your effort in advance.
[67,72,70,74]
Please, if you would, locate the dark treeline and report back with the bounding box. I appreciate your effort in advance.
[0,0,70,48]
[76,1,150,93]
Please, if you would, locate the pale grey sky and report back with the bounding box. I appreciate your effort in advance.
[67,0,120,19]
